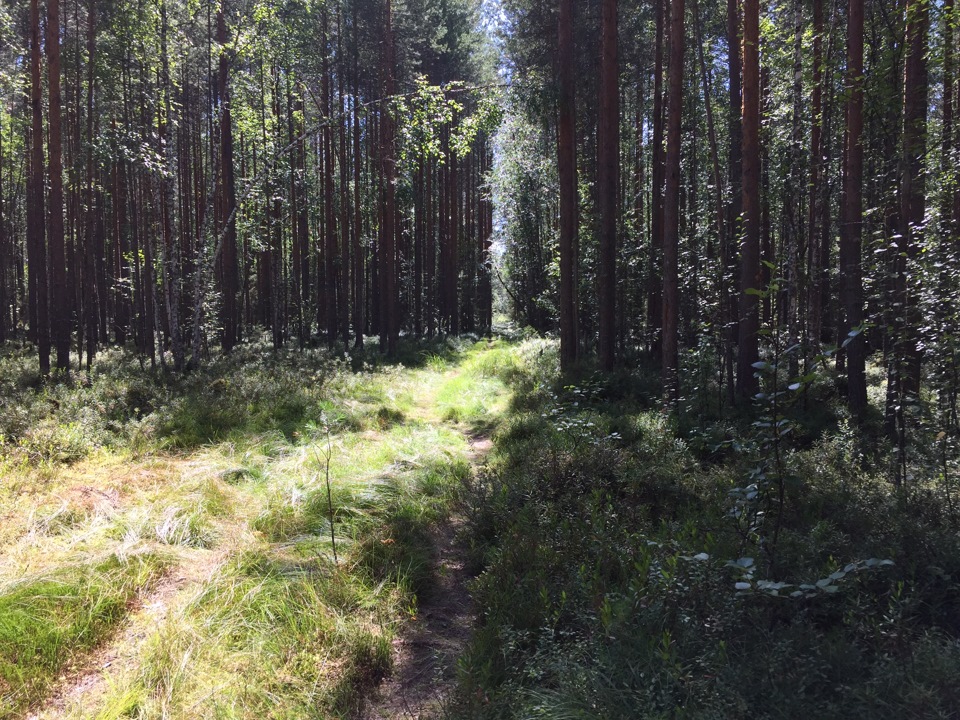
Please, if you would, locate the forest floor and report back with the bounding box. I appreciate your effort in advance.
[7,336,957,720]
[0,337,515,720]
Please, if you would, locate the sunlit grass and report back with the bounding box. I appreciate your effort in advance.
[0,552,167,719]
[0,335,520,719]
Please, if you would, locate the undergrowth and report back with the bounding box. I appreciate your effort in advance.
[451,340,960,719]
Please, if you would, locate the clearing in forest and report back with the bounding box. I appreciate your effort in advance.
[0,338,516,720]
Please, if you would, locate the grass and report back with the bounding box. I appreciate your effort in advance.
[0,335,511,719]
[0,553,167,718]
[8,333,958,717]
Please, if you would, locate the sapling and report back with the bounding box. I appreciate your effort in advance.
[313,413,338,566]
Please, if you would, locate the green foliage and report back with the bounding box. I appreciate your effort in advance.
[451,340,960,719]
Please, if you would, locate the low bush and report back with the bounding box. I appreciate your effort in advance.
[451,341,960,719]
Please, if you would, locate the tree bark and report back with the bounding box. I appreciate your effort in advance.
[557,0,579,369]
[895,0,928,401]
[649,0,666,356]
[840,0,867,417]
[380,0,398,355]
[736,0,761,399]
[597,0,619,370]
[217,3,238,352]
[662,0,684,404]
[27,0,50,374]
[47,0,69,372]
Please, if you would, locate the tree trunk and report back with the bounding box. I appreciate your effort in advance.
[47,0,69,372]
[806,0,824,350]
[218,3,239,352]
[160,0,185,371]
[27,0,50,374]
[82,0,99,369]
[557,0,579,369]
[840,0,867,417]
[649,0,666,356]
[736,0,761,399]
[662,0,684,404]
[597,0,619,370]
[352,10,364,348]
[380,0,398,355]
[895,0,929,403]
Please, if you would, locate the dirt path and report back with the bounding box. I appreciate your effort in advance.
[25,545,231,720]
[11,358,504,720]
[357,435,490,720]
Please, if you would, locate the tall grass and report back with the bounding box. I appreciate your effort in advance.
[0,553,166,718]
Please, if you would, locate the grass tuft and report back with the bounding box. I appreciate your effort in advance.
[0,552,166,718]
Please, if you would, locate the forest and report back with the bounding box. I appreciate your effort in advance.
[0,0,958,715]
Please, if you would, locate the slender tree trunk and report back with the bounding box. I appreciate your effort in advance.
[736,0,761,399]
[47,0,69,372]
[352,14,364,348]
[323,13,338,344]
[479,143,493,334]
[649,0,666,355]
[448,130,460,335]
[807,0,824,349]
[27,0,50,374]
[944,0,956,235]
[160,0,185,370]
[113,120,131,345]
[426,153,436,338]
[840,0,867,417]
[693,0,724,247]
[414,161,424,337]
[597,0,619,370]
[380,0,398,355]
[894,0,929,404]
[662,0,684,404]
[558,0,579,369]
[724,0,742,404]
[337,6,350,347]
[784,0,803,377]
[82,0,99,369]
[217,3,239,352]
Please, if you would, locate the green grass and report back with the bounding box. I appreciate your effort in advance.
[0,552,167,718]
[0,334,515,719]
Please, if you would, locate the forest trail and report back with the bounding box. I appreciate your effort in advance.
[2,340,510,720]
[358,433,492,720]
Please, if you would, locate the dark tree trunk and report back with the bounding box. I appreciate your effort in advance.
[662,0,684,404]
[380,0,398,355]
[723,0,742,404]
[597,0,619,370]
[893,0,929,405]
[649,0,666,356]
[736,0,761,399]
[27,0,50,374]
[352,10,364,348]
[217,3,239,352]
[48,0,69,372]
[840,0,867,417]
[557,0,579,369]
[82,0,99,369]
[806,0,824,350]
[160,1,185,371]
